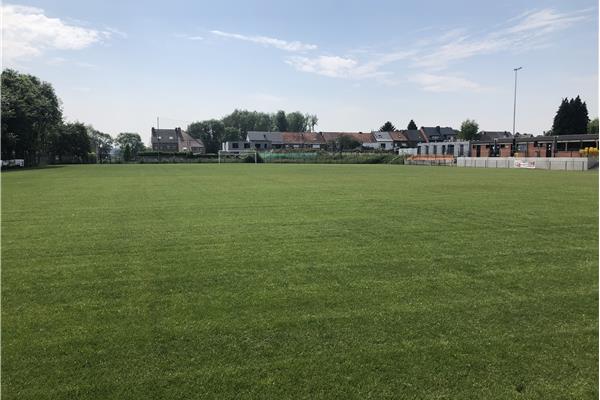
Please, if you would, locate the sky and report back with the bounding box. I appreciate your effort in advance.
[2,0,598,145]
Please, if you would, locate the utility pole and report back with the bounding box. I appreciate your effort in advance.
[512,67,522,137]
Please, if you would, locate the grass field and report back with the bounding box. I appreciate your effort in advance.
[2,164,598,399]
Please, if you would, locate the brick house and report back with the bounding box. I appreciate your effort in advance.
[151,127,205,154]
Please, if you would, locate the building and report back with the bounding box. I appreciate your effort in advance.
[302,132,327,149]
[418,141,471,157]
[402,129,428,147]
[221,140,254,153]
[282,132,305,148]
[420,126,458,142]
[246,131,283,149]
[371,131,395,150]
[470,134,599,158]
[151,127,205,154]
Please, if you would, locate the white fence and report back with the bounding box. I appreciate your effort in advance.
[456,157,591,171]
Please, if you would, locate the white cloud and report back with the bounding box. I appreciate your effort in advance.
[210,30,317,52]
[286,55,358,78]
[1,4,111,65]
[415,8,592,70]
[410,73,483,92]
[174,33,204,41]
[286,51,412,80]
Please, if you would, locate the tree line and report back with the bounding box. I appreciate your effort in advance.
[1,69,145,165]
[187,110,318,153]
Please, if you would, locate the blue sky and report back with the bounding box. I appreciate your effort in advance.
[3,0,598,144]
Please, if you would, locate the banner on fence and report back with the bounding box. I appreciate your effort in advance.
[514,159,535,169]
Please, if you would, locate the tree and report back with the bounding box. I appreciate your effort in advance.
[115,133,144,156]
[275,110,288,132]
[407,120,418,130]
[187,120,225,153]
[588,118,599,134]
[306,114,318,132]
[287,111,307,132]
[123,144,132,161]
[1,69,62,165]
[379,121,396,132]
[87,126,113,162]
[336,135,361,151]
[48,122,91,163]
[552,96,589,135]
[458,119,479,140]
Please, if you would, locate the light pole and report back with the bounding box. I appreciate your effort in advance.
[512,67,522,137]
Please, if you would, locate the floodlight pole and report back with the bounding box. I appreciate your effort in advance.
[512,67,522,137]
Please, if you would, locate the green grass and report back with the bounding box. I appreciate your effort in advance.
[2,164,598,399]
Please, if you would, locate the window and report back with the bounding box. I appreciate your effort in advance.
[433,146,437,155]
[380,143,386,149]
[255,143,261,149]
[169,136,174,140]
[447,145,454,155]
[441,145,446,154]
[244,143,250,149]
[232,142,239,149]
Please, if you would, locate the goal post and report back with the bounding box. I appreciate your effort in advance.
[217,150,258,164]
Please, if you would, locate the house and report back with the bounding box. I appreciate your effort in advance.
[282,132,305,148]
[246,131,283,149]
[402,129,428,147]
[302,132,327,149]
[389,131,410,149]
[420,126,458,142]
[371,131,395,150]
[151,127,205,154]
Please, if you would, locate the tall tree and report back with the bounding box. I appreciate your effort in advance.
[407,120,418,130]
[458,119,479,140]
[306,114,318,132]
[187,120,225,153]
[48,122,91,163]
[588,118,599,134]
[275,110,288,132]
[379,121,396,132]
[553,96,589,134]
[115,133,144,156]
[87,127,113,163]
[1,69,62,165]
[122,144,132,162]
[287,111,307,132]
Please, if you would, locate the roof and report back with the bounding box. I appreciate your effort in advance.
[302,132,326,144]
[282,132,305,144]
[472,134,599,144]
[421,126,457,140]
[151,128,180,143]
[402,129,426,142]
[246,131,284,144]
[320,132,376,144]
[180,131,204,148]
[389,131,408,141]
[478,131,512,141]
[371,131,393,141]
